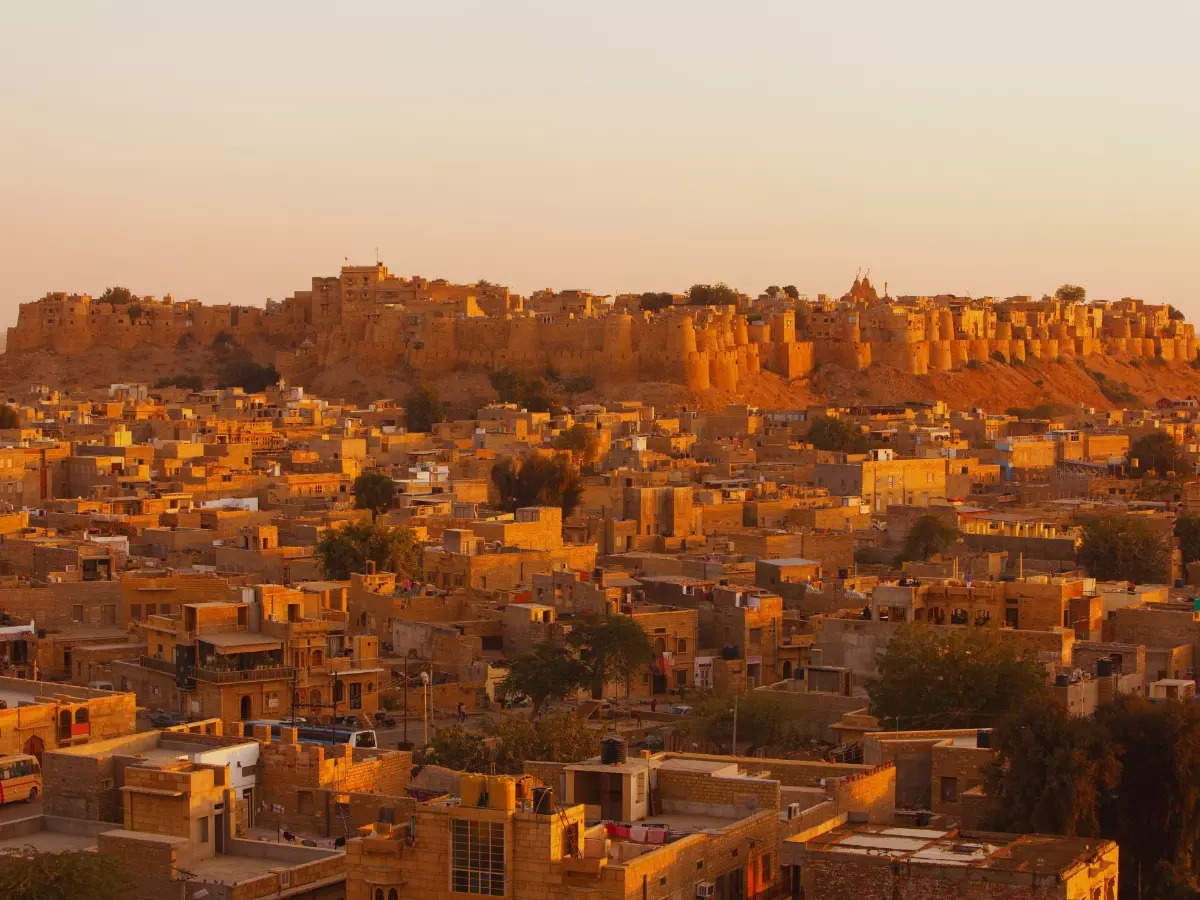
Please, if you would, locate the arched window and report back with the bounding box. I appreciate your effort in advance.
[75,707,89,724]
[374,889,384,900]
[389,890,398,900]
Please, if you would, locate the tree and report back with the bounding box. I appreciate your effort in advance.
[97,286,134,305]
[566,614,654,699]
[404,384,442,433]
[1169,305,1187,321]
[353,471,395,517]
[561,374,595,396]
[488,368,522,403]
[1077,514,1170,582]
[502,644,588,716]
[679,692,808,754]
[1177,516,1200,566]
[1130,431,1188,479]
[1054,284,1086,304]
[215,345,278,393]
[553,424,599,469]
[314,521,421,580]
[487,711,600,773]
[764,285,781,297]
[686,283,739,306]
[896,515,958,564]
[783,285,800,300]
[984,701,1118,837]
[804,416,871,453]
[639,292,674,312]
[1097,697,1200,897]
[417,724,489,770]
[491,454,582,517]
[153,374,203,391]
[0,849,132,900]
[0,405,20,429]
[867,626,1047,729]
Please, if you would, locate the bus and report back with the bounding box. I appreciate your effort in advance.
[0,754,41,805]
[244,720,378,749]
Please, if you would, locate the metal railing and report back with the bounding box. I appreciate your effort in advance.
[193,665,296,683]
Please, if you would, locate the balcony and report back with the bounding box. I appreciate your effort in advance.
[193,665,296,684]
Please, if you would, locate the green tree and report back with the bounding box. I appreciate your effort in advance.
[0,849,132,900]
[679,692,806,754]
[561,374,595,396]
[315,521,421,580]
[0,405,20,429]
[639,292,674,312]
[984,701,1118,837]
[566,614,654,699]
[782,285,800,300]
[487,711,600,773]
[404,384,442,433]
[215,346,278,393]
[519,376,555,413]
[97,286,134,305]
[1077,515,1170,582]
[686,283,739,306]
[867,626,1047,729]
[1097,697,1200,897]
[804,416,872,453]
[896,515,959,564]
[353,471,395,517]
[491,454,582,517]
[502,644,588,716]
[1169,305,1186,321]
[553,424,598,469]
[153,374,203,391]
[488,368,522,403]
[1130,431,1188,478]
[1054,284,1087,304]
[417,724,489,770]
[1177,516,1200,566]
[764,285,781,297]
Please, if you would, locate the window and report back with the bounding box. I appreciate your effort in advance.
[940,776,958,803]
[350,682,362,709]
[451,818,505,896]
[199,816,209,843]
[760,852,773,882]
[130,603,142,620]
[636,772,646,803]
[72,605,84,622]
[676,638,687,653]
[749,628,762,645]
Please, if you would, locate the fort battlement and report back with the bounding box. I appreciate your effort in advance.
[6,268,1195,393]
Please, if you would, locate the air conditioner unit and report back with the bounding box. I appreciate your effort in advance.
[786,802,802,820]
[696,882,716,898]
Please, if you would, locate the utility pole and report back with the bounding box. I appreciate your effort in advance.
[403,655,409,745]
[421,668,430,747]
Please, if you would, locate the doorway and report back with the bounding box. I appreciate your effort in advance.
[240,695,252,720]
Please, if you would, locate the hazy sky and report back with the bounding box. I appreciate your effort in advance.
[2,1,1198,325]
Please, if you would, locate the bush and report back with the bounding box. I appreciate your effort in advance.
[153,374,203,391]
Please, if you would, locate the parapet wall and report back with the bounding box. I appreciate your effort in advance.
[8,290,1195,392]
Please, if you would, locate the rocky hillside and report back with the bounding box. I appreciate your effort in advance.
[3,339,1198,416]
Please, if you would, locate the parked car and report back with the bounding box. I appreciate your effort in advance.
[373,712,397,728]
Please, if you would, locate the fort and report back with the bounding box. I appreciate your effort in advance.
[6,264,1196,394]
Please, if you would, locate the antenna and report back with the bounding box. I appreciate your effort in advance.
[375,246,381,265]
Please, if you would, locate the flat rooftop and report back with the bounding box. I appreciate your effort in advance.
[790,824,1113,874]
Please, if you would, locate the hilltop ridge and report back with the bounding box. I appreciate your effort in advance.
[4,265,1198,411]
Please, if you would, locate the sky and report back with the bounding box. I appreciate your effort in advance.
[1,1,1198,326]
